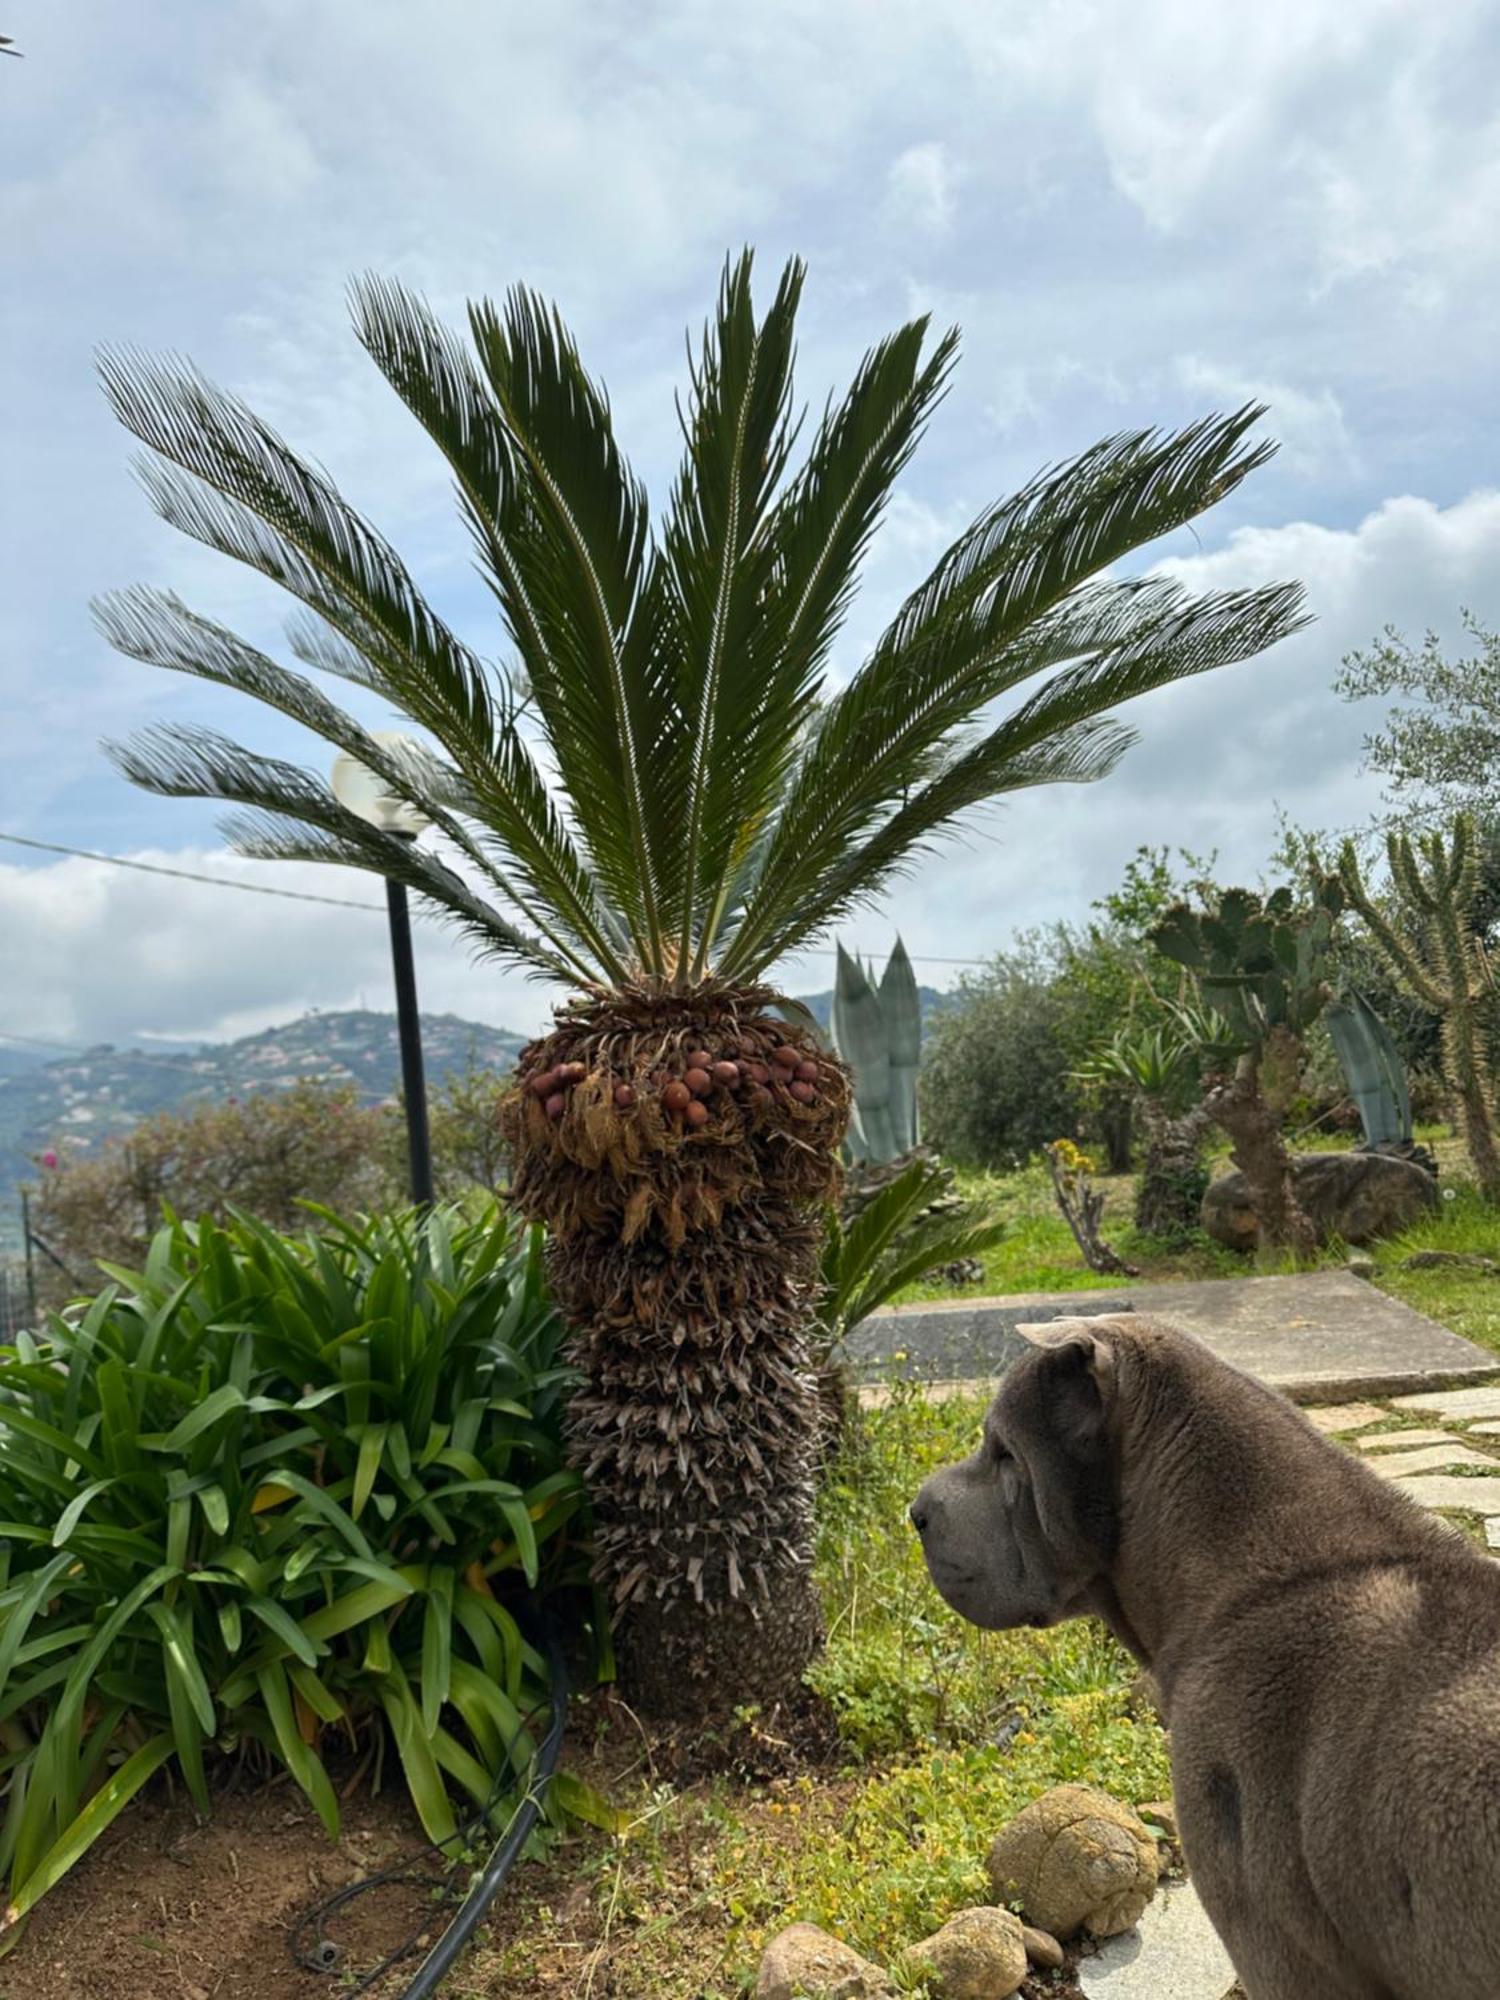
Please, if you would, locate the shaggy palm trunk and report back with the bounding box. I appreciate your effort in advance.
[501,986,850,1724]
[1203,1032,1317,1256]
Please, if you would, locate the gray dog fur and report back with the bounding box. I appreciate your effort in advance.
[910,1313,1500,2000]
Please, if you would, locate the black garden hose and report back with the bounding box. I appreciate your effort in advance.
[289,1620,569,1996]
[398,1624,569,1998]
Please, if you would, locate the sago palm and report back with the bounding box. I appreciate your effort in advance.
[97,252,1306,1720]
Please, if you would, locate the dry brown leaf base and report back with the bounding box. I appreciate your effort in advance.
[500,985,850,1724]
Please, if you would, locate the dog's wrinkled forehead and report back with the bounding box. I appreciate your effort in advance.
[992,1312,1139,1436]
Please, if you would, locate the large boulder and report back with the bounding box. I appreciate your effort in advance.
[986,1784,1159,1940]
[895,1907,1028,1998]
[756,1923,894,1999]
[1202,1149,1438,1251]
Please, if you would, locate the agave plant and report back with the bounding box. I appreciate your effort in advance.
[831,939,923,1165]
[97,252,1306,1720]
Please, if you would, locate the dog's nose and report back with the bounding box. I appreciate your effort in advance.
[909,1500,930,1536]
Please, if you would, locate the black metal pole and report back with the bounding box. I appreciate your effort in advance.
[385,873,434,1207]
[20,1189,36,1325]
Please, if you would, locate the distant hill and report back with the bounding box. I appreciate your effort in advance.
[792,983,951,1035]
[0,1010,530,1246]
[0,986,958,1251]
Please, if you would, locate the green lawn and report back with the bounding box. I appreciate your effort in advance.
[896,1133,1500,1363]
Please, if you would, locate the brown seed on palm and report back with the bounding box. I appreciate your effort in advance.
[613,1083,636,1109]
[789,1080,816,1104]
[560,1061,588,1083]
[746,1060,772,1085]
[662,1080,692,1114]
[545,1092,567,1120]
[794,1059,819,1082]
[530,1069,559,1098]
[686,1049,713,1071]
[684,1099,710,1129]
[685,1067,713,1098]
[712,1060,741,1088]
[772,1045,801,1069]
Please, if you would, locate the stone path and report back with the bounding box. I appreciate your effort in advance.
[1079,1882,1236,2000]
[850,1271,1498,1404]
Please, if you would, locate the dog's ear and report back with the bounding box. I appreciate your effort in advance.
[1037,1329,1114,1454]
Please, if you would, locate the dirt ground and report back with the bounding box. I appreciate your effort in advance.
[0,1777,441,2000]
[0,1693,1102,2000]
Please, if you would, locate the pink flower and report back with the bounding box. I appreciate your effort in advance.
[40,1150,58,1170]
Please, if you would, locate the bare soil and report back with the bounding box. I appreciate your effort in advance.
[0,1777,440,2000]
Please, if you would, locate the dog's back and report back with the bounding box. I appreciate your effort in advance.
[1159,1348,1500,1999]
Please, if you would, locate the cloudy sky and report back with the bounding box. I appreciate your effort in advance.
[4,0,1499,1050]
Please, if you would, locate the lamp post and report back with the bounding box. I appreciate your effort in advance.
[331,737,435,1208]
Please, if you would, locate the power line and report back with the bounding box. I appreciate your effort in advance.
[0,833,385,912]
[0,833,995,965]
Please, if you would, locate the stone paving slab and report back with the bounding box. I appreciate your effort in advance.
[849,1272,1499,1404]
[1369,1444,1500,1479]
[1356,1427,1464,1452]
[1388,1475,1500,1513]
[1079,1882,1237,2000]
[1473,1421,1500,1437]
[1393,1386,1500,1419]
[1306,1401,1388,1433]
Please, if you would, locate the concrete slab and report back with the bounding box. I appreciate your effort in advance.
[1472,1422,1500,1437]
[1487,1520,1500,1551]
[1079,1882,1236,2000]
[1369,1445,1500,1479]
[1393,1386,1500,1419]
[848,1272,1499,1405]
[1356,1428,1465,1452]
[1390,1475,1500,1514]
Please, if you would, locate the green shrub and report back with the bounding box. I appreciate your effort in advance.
[919,953,1085,1169]
[0,1199,588,1940]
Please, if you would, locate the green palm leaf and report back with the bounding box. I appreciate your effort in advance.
[99,258,1306,999]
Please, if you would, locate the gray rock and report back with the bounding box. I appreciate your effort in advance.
[1022,1924,1066,1970]
[897,1907,1027,1998]
[756,1923,893,1999]
[1202,1150,1437,1252]
[988,1784,1159,1941]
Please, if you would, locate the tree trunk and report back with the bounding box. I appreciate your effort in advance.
[1134,1102,1212,1242]
[1204,1041,1318,1256]
[501,987,850,1726]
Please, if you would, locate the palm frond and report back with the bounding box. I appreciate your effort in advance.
[94,586,613,987]
[96,349,505,761]
[104,723,573,978]
[348,275,553,693]
[469,289,672,973]
[769,319,960,687]
[817,1157,1008,1343]
[661,252,803,978]
[719,412,1308,976]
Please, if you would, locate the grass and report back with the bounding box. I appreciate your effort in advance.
[892,1129,1500,1364]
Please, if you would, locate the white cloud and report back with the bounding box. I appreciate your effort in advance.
[884,142,959,239]
[1176,359,1354,480]
[0,849,560,1048]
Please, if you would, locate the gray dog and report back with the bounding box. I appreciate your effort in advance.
[910,1313,1500,2000]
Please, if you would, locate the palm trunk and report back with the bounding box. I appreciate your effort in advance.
[502,986,850,1725]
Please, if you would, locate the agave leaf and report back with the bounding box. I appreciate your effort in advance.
[878,937,922,1154]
